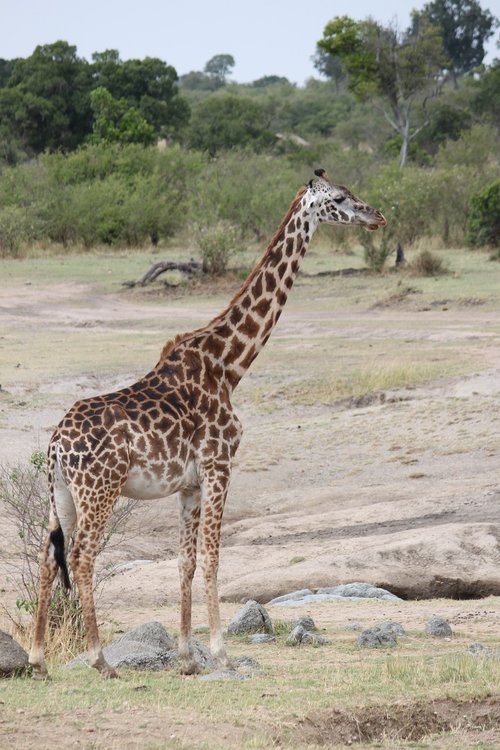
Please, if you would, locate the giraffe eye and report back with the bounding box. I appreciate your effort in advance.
[334,196,346,204]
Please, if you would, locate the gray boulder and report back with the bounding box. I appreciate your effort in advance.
[267,589,314,605]
[344,622,363,632]
[358,628,397,648]
[317,583,401,601]
[227,600,273,635]
[425,615,452,637]
[0,630,29,676]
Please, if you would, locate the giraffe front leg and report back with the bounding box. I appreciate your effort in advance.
[177,488,202,675]
[201,471,233,671]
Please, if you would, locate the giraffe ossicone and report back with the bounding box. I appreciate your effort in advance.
[29,170,386,680]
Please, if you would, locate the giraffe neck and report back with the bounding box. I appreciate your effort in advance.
[200,191,316,391]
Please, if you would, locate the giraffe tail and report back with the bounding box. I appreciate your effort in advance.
[47,442,72,591]
[49,526,71,590]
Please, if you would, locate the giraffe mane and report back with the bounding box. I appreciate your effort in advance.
[159,185,308,362]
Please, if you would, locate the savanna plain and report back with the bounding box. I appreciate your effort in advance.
[1,239,499,749]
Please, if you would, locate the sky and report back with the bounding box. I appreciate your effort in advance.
[1,0,499,85]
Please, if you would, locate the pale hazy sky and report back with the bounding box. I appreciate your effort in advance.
[1,0,499,84]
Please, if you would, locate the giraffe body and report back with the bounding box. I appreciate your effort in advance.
[29,170,386,679]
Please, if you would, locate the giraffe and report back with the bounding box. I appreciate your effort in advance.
[29,169,386,680]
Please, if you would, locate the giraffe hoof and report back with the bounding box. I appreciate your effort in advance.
[179,659,201,676]
[31,666,50,681]
[101,665,119,679]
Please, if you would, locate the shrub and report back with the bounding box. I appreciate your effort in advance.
[193,220,240,275]
[360,230,394,272]
[410,249,447,276]
[0,452,137,659]
[466,179,500,248]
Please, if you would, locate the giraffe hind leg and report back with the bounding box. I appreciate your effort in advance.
[29,476,76,679]
[29,524,60,680]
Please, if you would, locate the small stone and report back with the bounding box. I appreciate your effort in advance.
[466,641,490,655]
[286,625,306,645]
[227,600,273,635]
[301,632,330,646]
[374,621,406,638]
[199,670,247,682]
[344,623,363,632]
[358,628,397,648]
[292,616,317,632]
[425,615,452,637]
[250,634,276,644]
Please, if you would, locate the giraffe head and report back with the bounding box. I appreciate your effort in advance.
[306,168,386,231]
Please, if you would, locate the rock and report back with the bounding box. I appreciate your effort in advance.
[267,589,314,605]
[358,628,397,648]
[118,621,175,651]
[66,620,216,672]
[286,625,329,646]
[199,670,247,682]
[344,623,363,632]
[466,641,490,655]
[227,600,273,635]
[250,634,276,644]
[425,615,452,637]
[301,632,330,646]
[232,655,261,673]
[292,616,317,632]
[465,642,499,658]
[0,630,29,676]
[286,625,306,645]
[317,583,401,601]
[374,621,406,638]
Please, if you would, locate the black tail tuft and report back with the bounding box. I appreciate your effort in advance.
[50,526,71,590]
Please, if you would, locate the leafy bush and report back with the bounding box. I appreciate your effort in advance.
[466,179,500,248]
[193,220,240,274]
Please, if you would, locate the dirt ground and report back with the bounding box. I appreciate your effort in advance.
[1,253,499,748]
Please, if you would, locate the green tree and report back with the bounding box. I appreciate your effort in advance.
[91,52,190,137]
[411,0,498,83]
[89,87,155,145]
[188,94,275,155]
[204,54,235,87]
[317,16,446,167]
[466,178,500,247]
[312,48,346,92]
[472,59,500,128]
[2,41,92,152]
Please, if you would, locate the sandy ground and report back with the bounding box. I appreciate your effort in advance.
[1,275,500,614]
[1,269,500,749]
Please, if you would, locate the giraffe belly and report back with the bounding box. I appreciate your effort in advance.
[121,460,198,501]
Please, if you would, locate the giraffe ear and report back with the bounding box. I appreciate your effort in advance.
[307,179,314,188]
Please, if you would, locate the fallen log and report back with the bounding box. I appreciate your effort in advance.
[123,259,202,288]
